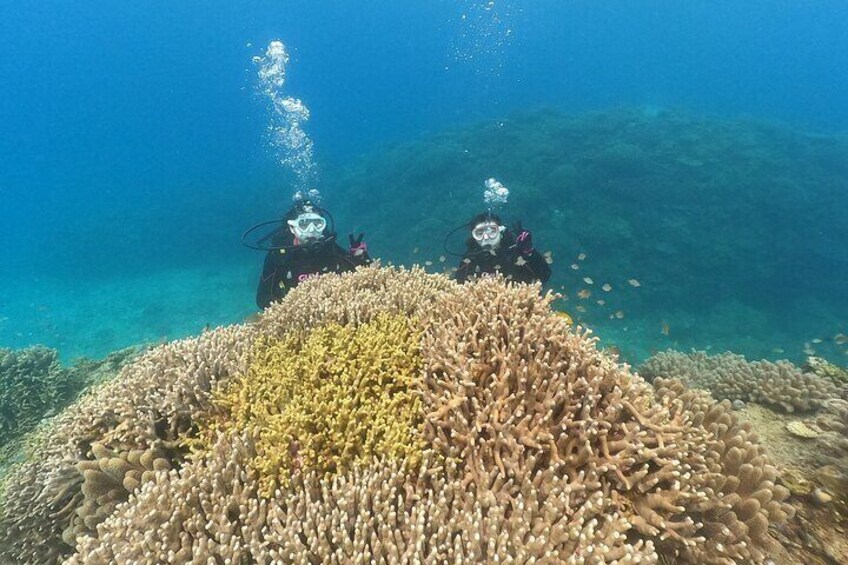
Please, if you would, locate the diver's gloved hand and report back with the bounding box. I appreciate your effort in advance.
[349,233,367,256]
[515,230,534,254]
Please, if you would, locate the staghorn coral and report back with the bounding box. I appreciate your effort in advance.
[0,325,252,563]
[1,346,142,479]
[67,432,266,564]
[255,263,457,342]
[195,313,427,495]
[652,378,793,562]
[56,443,173,546]
[75,431,661,564]
[1,268,795,563]
[640,350,839,412]
[0,346,68,448]
[420,280,793,563]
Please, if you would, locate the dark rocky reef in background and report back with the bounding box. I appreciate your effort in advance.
[328,107,848,361]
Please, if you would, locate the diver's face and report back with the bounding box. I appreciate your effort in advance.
[288,212,327,243]
[472,221,504,248]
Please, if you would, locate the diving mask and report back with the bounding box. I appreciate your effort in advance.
[288,212,327,241]
[472,221,505,247]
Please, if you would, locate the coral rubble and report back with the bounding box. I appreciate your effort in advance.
[0,268,799,563]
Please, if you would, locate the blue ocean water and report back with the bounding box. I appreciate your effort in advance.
[1,1,847,364]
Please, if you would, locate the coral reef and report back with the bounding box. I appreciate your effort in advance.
[804,356,848,390]
[326,107,848,364]
[0,327,251,563]
[0,346,67,448]
[0,268,797,563]
[643,348,848,564]
[651,379,792,560]
[0,345,141,477]
[196,314,427,495]
[639,350,840,412]
[724,401,848,564]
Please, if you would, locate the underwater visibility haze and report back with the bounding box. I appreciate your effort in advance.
[1,1,847,362]
[2,2,848,562]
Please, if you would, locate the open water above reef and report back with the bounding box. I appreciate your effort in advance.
[2,108,846,366]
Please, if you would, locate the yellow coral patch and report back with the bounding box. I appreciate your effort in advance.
[199,313,426,495]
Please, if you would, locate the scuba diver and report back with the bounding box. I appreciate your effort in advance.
[248,199,371,309]
[453,212,551,284]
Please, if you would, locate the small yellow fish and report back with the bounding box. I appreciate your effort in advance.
[614,310,625,319]
[570,264,580,271]
[583,277,594,285]
[554,311,573,325]
[601,283,612,292]
[577,252,587,261]
[577,289,591,299]
[661,320,670,336]
[627,279,641,287]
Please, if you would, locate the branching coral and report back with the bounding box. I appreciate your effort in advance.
[0,325,252,563]
[640,350,839,412]
[255,263,458,342]
[67,432,265,564]
[420,280,793,563]
[1,346,142,479]
[652,379,793,562]
[1,268,795,564]
[196,313,427,495]
[0,346,67,447]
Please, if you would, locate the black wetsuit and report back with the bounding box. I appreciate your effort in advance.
[454,231,551,284]
[256,233,371,308]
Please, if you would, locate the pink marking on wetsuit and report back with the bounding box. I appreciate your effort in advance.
[297,272,319,283]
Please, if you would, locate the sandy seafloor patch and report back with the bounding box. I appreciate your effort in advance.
[1,260,845,366]
[0,261,259,361]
